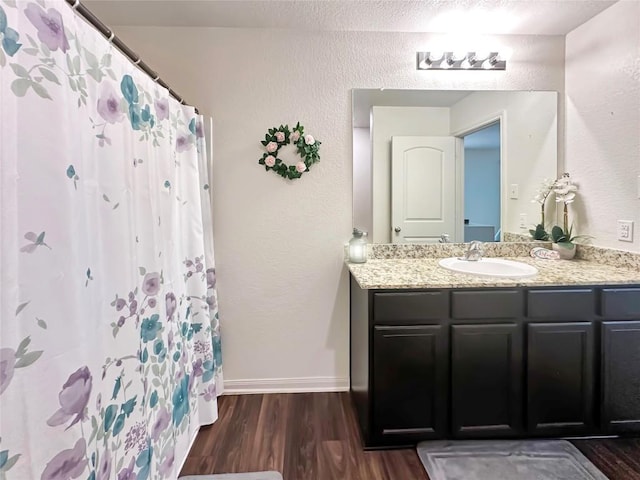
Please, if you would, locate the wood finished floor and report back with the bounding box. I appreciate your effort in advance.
[181,392,640,480]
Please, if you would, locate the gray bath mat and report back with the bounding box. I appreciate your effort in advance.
[417,440,608,480]
[180,472,282,480]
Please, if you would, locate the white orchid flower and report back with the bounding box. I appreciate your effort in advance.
[532,178,555,204]
[556,191,576,204]
[553,173,578,204]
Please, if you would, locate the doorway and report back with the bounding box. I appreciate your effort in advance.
[462,122,501,242]
[391,136,457,243]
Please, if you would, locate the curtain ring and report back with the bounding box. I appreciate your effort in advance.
[107,31,115,43]
[71,0,80,9]
[152,74,160,82]
[133,58,141,65]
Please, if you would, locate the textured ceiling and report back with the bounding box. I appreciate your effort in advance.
[83,0,616,35]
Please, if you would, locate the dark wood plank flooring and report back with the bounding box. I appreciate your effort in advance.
[181,392,640,480]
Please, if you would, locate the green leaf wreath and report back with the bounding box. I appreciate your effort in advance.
[259,122,321,180]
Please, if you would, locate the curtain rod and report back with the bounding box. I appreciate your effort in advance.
[65,0,199,114]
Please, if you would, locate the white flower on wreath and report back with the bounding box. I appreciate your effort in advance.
[266,141,278,153]
[275,131,285,143]
[291,130,300,142]
[304,134,315,145]
[265,155,276,167]
[553,173,578,204]
[296,162,307,173]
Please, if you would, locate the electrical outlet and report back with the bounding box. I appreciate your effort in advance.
[509,184,519,199]
[519,213,527,229]
[618,220,634,242]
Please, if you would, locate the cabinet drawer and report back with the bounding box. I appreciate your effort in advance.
[601,288,640,318]
[451,290,522,319]
[373,291,448,324]
[527,289,594,319]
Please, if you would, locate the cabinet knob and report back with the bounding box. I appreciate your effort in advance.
[394,227,401,233]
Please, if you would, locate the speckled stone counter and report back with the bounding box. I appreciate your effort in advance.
[367,242,550,260]
[347,256,640,290]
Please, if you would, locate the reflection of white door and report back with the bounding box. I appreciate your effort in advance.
[391,136,457,244]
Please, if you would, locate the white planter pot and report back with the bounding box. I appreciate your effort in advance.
[552,242,577,260]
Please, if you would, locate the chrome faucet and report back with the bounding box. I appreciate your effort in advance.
[439,234,451,243]
[463,241,483,261]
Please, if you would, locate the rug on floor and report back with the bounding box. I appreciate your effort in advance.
[179,472,283,480]
[417,439,608,480]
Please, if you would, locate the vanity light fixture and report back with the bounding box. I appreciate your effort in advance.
[416,51,506,70]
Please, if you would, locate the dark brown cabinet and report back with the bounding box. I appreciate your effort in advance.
[526,322,595,435]
[372,325,447,444]
[602,321,640,433]
[350,277,640,448]
[451,324,522,437]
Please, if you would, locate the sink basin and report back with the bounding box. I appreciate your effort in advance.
[438,257,538,279]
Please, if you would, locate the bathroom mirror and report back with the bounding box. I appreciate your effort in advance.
[352,89,558,244]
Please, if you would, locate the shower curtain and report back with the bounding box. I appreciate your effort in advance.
[0,1,222,478]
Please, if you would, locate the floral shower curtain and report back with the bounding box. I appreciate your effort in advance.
[0,1,222,478]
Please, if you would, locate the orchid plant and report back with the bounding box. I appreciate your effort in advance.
[553,172,578,234]
[549,224,591,249]
[529,173,591,248]
[551,173,593,248]
[529,178,555,240]
[530,173,591,248]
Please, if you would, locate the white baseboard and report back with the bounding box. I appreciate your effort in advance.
[223,376,349,394]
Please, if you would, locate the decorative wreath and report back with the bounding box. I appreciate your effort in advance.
[259,122,321,180]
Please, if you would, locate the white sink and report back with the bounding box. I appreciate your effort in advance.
[438,257,538,279]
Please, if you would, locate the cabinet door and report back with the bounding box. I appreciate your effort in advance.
[602,321,640,433]
[527,323,594,435]
[372,325,447,443]
[451,324,523,437]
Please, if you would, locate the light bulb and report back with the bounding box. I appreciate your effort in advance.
[428,51,443,62]
[445,53,456,67]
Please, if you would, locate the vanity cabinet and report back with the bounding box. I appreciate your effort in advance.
[451,324,523,437]
[350,278,640,448]
[449,290,524,436]
[601,321,640,432]
[368,291,449,445]
[372,325,448,443]
[600,288,640,433]
[525,288,596,436]
[526,322,595,435]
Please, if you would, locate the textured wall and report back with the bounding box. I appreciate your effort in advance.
[565,1,640,251]
[113,27,565,390]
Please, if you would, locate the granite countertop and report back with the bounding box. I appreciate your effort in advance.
[347,256,640,290]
